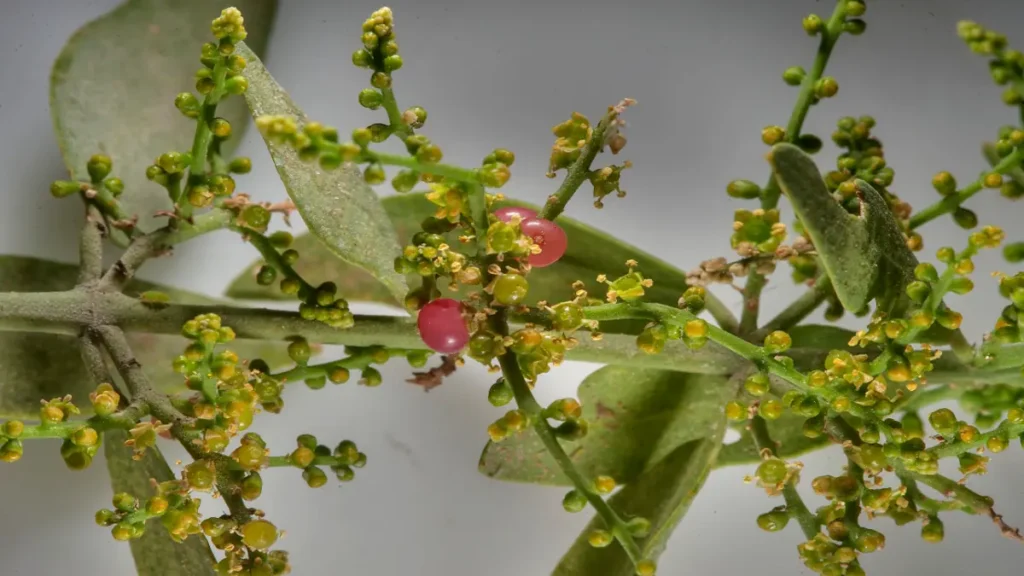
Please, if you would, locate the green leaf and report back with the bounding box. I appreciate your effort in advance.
[787,324,857,352]
[235,42,408,305]
[0,255,290,419]
[552,375,732,575]
[104,430,217,575]
[478,369,730,486]
[770,143,916,316]
[715,411,829,468]
[225,192,691,333]
[983,141,1024,188]
[50,0,278,231]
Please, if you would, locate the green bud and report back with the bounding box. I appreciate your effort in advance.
[803,14,823,35]
[844,19,867,35]
[757,510,789,532]
[360,367,383,387]
[50,180,82,198]
[404,106,427,128]
[931,171,957,195]
[726,179,761,199]
[87,154,113,182]
[287,338,311,364]
[240,204,271,232]
[814,77,839,98]
[364,163,386,185]
[352,49,373,68]
[928,408,958,437]
[174,92,200,118]
[358,88,383,110]
[370,71,392,90]
[240,519,278,550]
[488,379,514,407]
[229,157,252,174]
[756,458,788,485]
[782,66,806,86]
[763,330,792,354]
[383,54,403,72]
[953,207,978,229]
[797,134,823,154]
[103,177,124,196]
[562,490,587,513]
[256,265,277,286]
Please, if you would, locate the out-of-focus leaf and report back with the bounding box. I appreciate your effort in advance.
[50,0,277,231]
[552,375,732,575]
[479,369,730,486]
[104,429,217,575]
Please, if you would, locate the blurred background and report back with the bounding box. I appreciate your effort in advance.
[2,0,1024,574]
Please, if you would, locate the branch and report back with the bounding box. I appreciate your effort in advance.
[909,146,1024,229]
[98,208,233,292]
[79,205,108,284]
[749,415,820,539]
[495,336,644,565]
[93,325,191,429]
[540,99,634,222]
[739,0,850,333]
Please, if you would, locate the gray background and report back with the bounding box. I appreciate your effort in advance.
[2,0,1024,574]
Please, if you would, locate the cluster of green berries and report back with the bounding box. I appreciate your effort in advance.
[992,270,1024,343]
[285,434,367,487]
[206,515,289,575]
[958,20,1024,106]
[96,482,202,544]
[0,420,24,463]
[41,396,104,470]
[51,154,133,229]
[987,125,1024,199]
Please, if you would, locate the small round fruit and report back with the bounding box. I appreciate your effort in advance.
[493,274,529,305]
[494,206,537,223]
[521,218,568,268]
[416,298,470,353]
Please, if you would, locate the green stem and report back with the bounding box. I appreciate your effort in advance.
[749,415,820,539]
[362,150,481,184]
[496,347,644,565]
[739,0,849,333]
[266,454,350,468]
[380,87,412,141]
[99,208,233,291]
[540,107,622,221]
[236,227,316,295]
[909,146,1024,229]
[926,420,1024,460]
[904,469,993,513]
[180,59,229,219]
[271,348,416,383]
[79,206,107,284]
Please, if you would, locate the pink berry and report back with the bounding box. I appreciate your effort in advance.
[494,206,538,223]
[520,218,567,268]
[417,298,470,353]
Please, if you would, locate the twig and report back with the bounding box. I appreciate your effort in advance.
[78,205,108,284]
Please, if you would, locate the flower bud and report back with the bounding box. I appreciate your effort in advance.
[782,66,806,86]
[50,180,82,198]
[87,154,113,182]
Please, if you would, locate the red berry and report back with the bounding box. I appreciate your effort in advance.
[494,206,537,223]
[521,218,567,267]
[417,298,470,353]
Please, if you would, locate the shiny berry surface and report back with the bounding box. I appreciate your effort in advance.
[494,206,537,223]
[520,217,567,267]
[417,298,470,353]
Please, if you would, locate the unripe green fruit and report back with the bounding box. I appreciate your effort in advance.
[493,273,529,306]
[756,458,788,484]
[562,490,587,513]
[241,519,278,549]
[757,510,789,532]
[358,88,383,109]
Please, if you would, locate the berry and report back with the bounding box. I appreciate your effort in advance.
[756,458,788,484]
[521,218,568,268]
[417,298,470,353]
[241,519,278,549]
[492,273,529,306]
[494,206,537,223]
[551,302,584,331]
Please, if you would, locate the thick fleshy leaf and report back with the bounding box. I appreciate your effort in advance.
[0,255,290,419]
[225,192,690,333]
[105,429,217,575]
[770,143,916,316]
[552,375,732,575]
[715,411,829,468]
[50,0,277,231]
[236,42,408,305]
[478,369,730,486]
